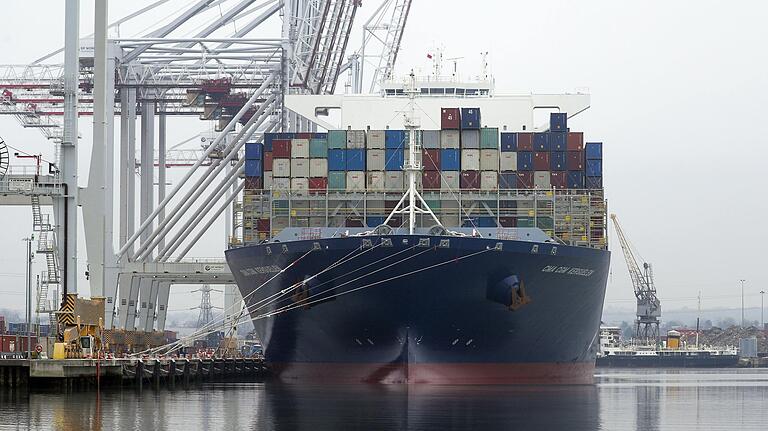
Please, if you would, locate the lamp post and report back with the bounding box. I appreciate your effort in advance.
[23,236,33,360]
[760,290,766,330]
[740,279,746,327]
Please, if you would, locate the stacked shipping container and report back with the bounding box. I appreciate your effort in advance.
[243,109,606,244]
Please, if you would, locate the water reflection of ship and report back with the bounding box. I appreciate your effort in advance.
[261,383,600,431]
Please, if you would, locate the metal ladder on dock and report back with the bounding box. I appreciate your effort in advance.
[31,195,60,332]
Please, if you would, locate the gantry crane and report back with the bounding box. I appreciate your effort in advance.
[611,214,662,344]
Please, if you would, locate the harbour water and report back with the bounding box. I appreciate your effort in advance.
[1,369,767,430]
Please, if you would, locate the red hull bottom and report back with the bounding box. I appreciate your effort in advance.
[271,362,596,385]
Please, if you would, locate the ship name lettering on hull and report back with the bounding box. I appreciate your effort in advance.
[541,265,595,277]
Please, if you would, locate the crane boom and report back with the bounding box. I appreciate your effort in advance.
[611,214,661,343]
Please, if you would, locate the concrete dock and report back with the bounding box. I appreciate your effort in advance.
[0,357,266,390]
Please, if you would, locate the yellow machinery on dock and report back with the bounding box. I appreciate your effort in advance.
[53,294,104,359]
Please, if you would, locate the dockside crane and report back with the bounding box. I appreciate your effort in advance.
[611,214,662,344]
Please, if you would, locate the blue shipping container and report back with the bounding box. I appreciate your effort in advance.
[385,130,408,149]
[549,132,567,151]
[550,151,567,170]
[501,133,517,152]
[499,172,517,189]
[586,176,603,189]
[585,142,603,159]
[245,159,262,177]
[346,149,366,171]
[517,151,533,171]
[440,149,460,171]
[277,132,295,139]
[328,171,346,190]
[567,171,584,189]
[533,133,550,151]
[245,142,263,160]
[314,132,328,139]
[328,149,346,171]
[366,216,386,227]
[550,112,567,132]
[385,149,404,171]
[263,133,274,152]
[460,108,481,129]
[586,159,603,176]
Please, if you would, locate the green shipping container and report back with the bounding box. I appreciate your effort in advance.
[310,139,328,157]
[536,216,554,230]
[424,199,441,210]
[328,171,346,190]
[480,128,499,149]
[328,130,346,149]
[516,217,535,228]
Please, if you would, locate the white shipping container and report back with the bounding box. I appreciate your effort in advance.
[346,130,366,149]
[480,149,499,171]
[385,171,404,191]
[422,130,440,149]
[367,130,386,149]
[441,171,460,191]
[481,171,498,190]
[291,178,309,191]
[272,177,290,190]
[346,171,366,192]
[273,158,291,177]
[461,149,480,171]
[534,171,551,189]
[441,130,460,148]
[500,152,517,171]
[309,158,328,177]
[366,171,386,191]
[367,149,385,171]
[290,158,310,177]
[263,171,273,189]
[291,139,310,158]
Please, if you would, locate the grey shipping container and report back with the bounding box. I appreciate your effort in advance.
[367,149,386,171]
[461,130,480,149]
[441,171,460,191]
[441,130,460,149]
[422,130,441,149]
[367,130,386,149]
[347,130,366,149]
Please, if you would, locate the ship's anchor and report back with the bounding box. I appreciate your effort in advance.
[509,280,531,311]
[291,280,312,309]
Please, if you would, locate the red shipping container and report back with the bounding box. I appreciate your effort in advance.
[345,218,364,227]
[441,108,461,130]
[567,151,584,170]
[533,152,550,170]
[550,171,567,189]
[386,216,402,227]
[256,219,270,232]
[517,172,534,189]
[567,132,584,151]
[422,149,441,171]
[296,132,314,139]
[272,139,291,158]
[263,152,274,171]
[499,217,517,227]
[422,171,441,189]
[244,177,262,189]
[385,200,399,211]
[460,171,480,189]
[309,177,328,192]
[517,133,533,151]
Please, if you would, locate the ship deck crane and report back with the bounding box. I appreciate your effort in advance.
[610,214,662,344]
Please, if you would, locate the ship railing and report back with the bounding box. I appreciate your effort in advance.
[240,188,607,249]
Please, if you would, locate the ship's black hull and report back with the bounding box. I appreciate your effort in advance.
[225,235,610,384]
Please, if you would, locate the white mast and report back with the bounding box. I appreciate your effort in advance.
[383,71,442,234]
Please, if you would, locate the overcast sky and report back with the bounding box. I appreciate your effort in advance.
[0,1,766,320]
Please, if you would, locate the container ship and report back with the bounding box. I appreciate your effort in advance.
[225,73,610,384]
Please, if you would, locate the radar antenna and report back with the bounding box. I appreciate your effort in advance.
[611,214,661,344]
